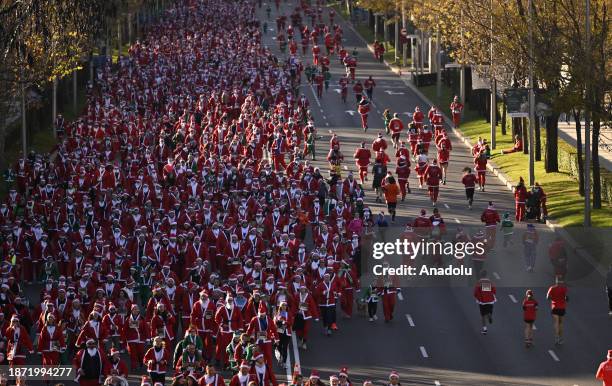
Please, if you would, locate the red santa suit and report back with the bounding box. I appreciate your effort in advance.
[353,147,371,183]
[450,100,464,128]
[5,323,34,366]
[425,163,443,203]
[122,310,149,370]
[190,293,217,360]
[38,323,66,365]
[246,303,278,367]
[214,301,244,365]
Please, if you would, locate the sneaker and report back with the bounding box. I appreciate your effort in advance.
[482,326,487,335]
[373,315,378,320]
[432,202,437,207]
[442,179,446,185]
[369,317,374,322]
[608,311,612,317]
[407,188,411,194]
[419,184,422,189]
[482,187,485,192]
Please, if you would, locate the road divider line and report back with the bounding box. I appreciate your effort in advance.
[405,314,415,327]
[493,272,501,280]
[419,346,429,358]
[325,122,330,126]
[454,218,461,224]
[309,84,322,108]
[548,349,560,362]
[291,332,302,375]
[508,294,518,303]
[320,109,324,113]
[444,204,450,209]
[323,115,327,120]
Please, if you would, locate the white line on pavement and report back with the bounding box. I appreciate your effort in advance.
[325,122,330,126]
[419,346,429,358]
[405,314,415,327]
[285,352,292,381]
[291,332,302,375]
[508,294,518,303]
[533,324,537,330]
[444,203,450,209]
[548,349,560,362]
[454,218,461,224]
[493,272,501,280]
[309,84,322,108]
[320,109,324,113]
[323,115,327,120]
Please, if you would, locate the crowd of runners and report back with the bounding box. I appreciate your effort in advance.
[0,0,610,385]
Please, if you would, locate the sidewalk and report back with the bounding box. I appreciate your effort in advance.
[558,121,612,172]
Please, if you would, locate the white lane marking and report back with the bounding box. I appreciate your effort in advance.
[493,272,501,280]
[548,349,560,362]
[309,84,322,108]
[322,115,327,120]
[384,90,405,95]
[508,294,518,303]
[434,382,442,386]
[285,351,292,381]
[325,122,330,126]
[419,346,429,358]
[454,218,461,224]
[444,203,450,209]
[345,110,356,116]
[533,324,537,330]
[320,109,324,113]
[291,332,301,376]
[405,314,415,327]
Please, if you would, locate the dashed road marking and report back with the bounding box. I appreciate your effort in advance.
[419,346,429,358]
[508,294,518,303]
[322,115,327,120]
[444,203,450,209]
[493,272,501,280]
[325,122,330,126]
[405,314,415,327]
[454,218,461,224]
[548,349,560,362]
[309,84,322,108]
[320,109,324,113]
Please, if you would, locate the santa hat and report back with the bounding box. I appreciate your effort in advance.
[330,375,339,381]
[258,302,268,316]
[240,360,250,369]
[339,367,348,377]
[254,353,264,360]
[389,370,399,380]
[608,350,612,359]
[310,370,320,379]
[141,376,152,386]
[110,348,120,356]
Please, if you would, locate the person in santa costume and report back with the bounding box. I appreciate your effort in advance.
[6,315,34,366]
[38,313,66,365]
[74,338,105,386]
[123,304,149,371]
[143,336,170,385]
[246,302,279,368]
[199,363,226,386]
[230,360,258,386]
[273,301,293,367]
[450,95,464,128]
[250,352,277,386]
[293,284,319,350]
[357,96,371,131]
[388,370,401,386]
[353,142,371,184]
[103,348,129,378]
[214,293,244,368]
[190,288,217,361]
[316,272,341,336]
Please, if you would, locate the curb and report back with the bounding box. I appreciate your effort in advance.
[345,19,606,278]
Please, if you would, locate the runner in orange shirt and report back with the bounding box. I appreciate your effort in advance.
[381,176,400,223]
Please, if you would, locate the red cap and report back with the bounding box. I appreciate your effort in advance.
[258,302,267,315]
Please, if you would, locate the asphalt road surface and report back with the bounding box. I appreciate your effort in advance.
[258,2,612,386]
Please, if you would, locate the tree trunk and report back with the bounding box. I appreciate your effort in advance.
[544,114,559,172]
[573,109,584,196]
[501,101,507,135]
[522,117,529,155]
[592,113,601,209]
[534,116,541,161]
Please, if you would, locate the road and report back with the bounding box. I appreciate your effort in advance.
[258,2,611,386]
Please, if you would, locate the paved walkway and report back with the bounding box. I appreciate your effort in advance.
[558,121,612,172]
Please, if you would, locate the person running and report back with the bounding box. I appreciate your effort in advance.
[473,270,496,335]
[372,158,387,203]
[474,149,488,191]
[354,142,372,184]
[450,96,464,128]
[364,75,376,100]
[460,168,477,209]
[362,280,381,322]
[437,143,450,185]
[523,224,539,272]
[381,176,400,222]
[414,149,428,189]
[388,113,404,149]
[547,276,568,345]
[522,289,538,348]
[595,350,612,385]
[382,109,392,135]
[501,212,514,247]
[357,96,371,131]
[353,80,363,103]
[424,159,442,207]
[339,76,348,103]
[395,155,411,201]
